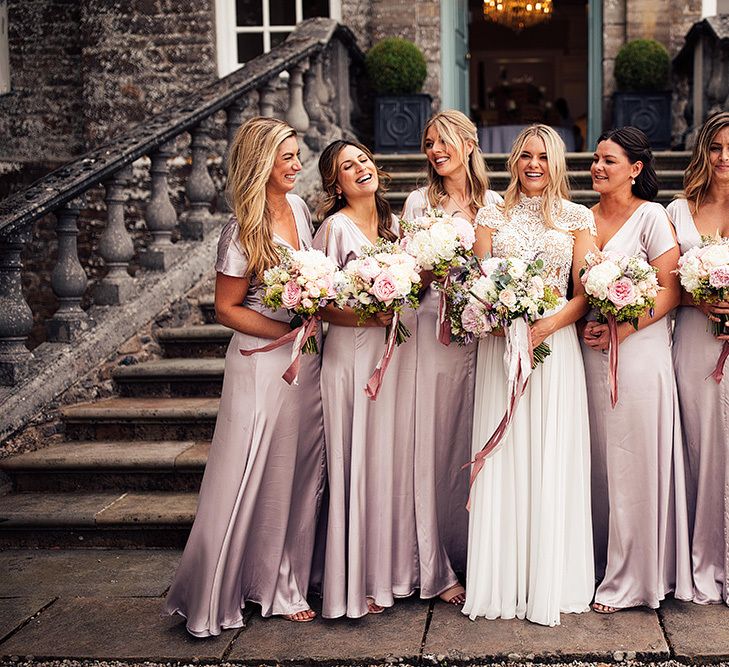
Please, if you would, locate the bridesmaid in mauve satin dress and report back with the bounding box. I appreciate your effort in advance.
[313,140,419,618]
[667,111,729,605]
[581,127,693,613]
[401,110,502,604]
[165,117,325,636]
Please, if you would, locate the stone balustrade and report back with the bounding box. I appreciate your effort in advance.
[0,19,362,389]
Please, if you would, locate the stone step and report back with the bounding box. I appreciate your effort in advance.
[0,440,209,492]
[61,397,219,441]
[112,358,224,397]
[0,491,196,547]
[198,295,216,324]
[157,324,232,358]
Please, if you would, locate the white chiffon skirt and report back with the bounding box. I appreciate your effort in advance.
[463,319,594,627]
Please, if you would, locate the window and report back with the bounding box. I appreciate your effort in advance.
[215,0,341,77]
[0,0,9,95]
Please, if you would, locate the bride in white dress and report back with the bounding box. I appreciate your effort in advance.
[463,124,595,627]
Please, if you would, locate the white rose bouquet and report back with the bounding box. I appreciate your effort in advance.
[240,247,338,385]
[580,249,661,406]
[676,233,729,381]
[338,239,422,399]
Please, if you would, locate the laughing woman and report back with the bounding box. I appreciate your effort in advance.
[401,110,502,604]
[165,117,326,635]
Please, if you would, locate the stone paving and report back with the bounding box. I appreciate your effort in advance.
[0,550,728,665]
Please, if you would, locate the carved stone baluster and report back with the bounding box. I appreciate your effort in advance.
[0,226,33,385]
[286,61,309,133]
[47,197,93,341]
[259,80,277,118]
[314,51,330,106]
[225,97,248,168]
[304,56,327,149]
[94,165,135,305]
[141,140,178,270]
[181,119,216,240]
[330,41,351,131]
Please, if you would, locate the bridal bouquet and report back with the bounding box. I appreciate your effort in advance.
[338,239,421,399]
[580,249,661,406]
[676,233,729,381]
[400,210,476,345]
[240,247,338,384]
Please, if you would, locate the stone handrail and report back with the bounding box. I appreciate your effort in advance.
[0,18,362,388]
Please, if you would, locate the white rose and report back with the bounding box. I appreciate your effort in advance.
[499,288,518,310]
[508,258,527,280]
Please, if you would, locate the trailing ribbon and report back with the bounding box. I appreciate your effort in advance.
[709,340,729,384]
[606,313,620,408]
[437,273,452,346]
[365,311,401,401]
[239,315,318,386]
[464,317,534,509]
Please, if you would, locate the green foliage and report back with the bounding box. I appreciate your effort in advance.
[614,39,670,91]
[365,37,427,96]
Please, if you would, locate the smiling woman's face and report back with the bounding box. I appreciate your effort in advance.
[335,144,379,200]
[516,135,550,197]
[267,135,301,194]
[590,139,639,196]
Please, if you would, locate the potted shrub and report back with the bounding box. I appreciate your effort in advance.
[365,37,431,153]
[612,39,672,149]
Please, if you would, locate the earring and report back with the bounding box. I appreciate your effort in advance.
[631,178,636,185]
[336,192,342,200]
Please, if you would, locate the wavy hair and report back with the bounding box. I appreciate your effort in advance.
[681,111,729,212]
[597,126,658,202]
[502,124,570,228]
[422,109,490,216]
[226,116,297,278]
[317,139,397,242]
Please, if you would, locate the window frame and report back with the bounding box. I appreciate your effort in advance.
[0,0,9,95]
[215,0,341,77]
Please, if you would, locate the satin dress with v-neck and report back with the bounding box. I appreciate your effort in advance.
[313,211,419,618]
[580,200,693,609]
[165,193,326,636]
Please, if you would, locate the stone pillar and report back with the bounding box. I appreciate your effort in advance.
[259,80,277,118]
[314,51,330,106]
[225,97,248,170]
[94,165,135,305]
[330,40,351,131]
[0,226,33,385]
[304,55,327,150]
[286,61,310,133]
[47,197,93,342]
[141,140,179,270]
[181,119,216,240]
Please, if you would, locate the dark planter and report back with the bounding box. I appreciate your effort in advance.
[612,91,672,150]
[374,94,432,153]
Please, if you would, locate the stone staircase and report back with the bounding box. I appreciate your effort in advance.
[0,150,692,548]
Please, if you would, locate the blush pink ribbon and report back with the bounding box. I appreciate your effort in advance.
[709,340,729,383]
[365,311,401,401]
[606,314,620,408]
[239,315,318,385]
[437,274,452,346]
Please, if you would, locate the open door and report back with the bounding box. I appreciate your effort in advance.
[441,0,470,113]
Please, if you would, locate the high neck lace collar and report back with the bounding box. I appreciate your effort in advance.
[518,192,545,211]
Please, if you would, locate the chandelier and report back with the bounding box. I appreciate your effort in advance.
[482,0,553,33]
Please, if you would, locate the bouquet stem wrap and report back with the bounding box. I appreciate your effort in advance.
[365,311,401,401]
[437,273,453,346]
[709,340,729,383]
[239,316,318,386]
[465,317,534,509]
[606,313,620,408]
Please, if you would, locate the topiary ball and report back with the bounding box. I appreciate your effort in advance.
[614,39,670,92]
[365,37,427,96]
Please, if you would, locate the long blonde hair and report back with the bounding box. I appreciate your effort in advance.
[226,116,297,278]
[422,110,490,216]
[682,111,729,213]
[502,124,570,228]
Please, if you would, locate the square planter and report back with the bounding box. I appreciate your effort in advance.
[612,91,672,150]
[374,94,432,153]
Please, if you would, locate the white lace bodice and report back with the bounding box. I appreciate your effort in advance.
[475,194,596,296]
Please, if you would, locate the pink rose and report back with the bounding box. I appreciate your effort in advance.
[709,266,729,289]
[317,274,335,297]
[607,277,636,309]
[461,303,486,333]
[281,280,302,309]
[372,270,399,304]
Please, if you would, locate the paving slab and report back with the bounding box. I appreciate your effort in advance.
[174,441,210,469]
[0,493,122,527]
[0,597,232,660]
[0,550,181,598]
[229,597,429,662]
[0,598,53,643]
[95,491,197,525]
[424,602,669,662]
[659,598,729,659]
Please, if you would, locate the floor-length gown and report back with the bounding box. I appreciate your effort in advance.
[313,212,419,618]
[401,187,501,594]
[667,198,729,605]
[165,194,326,636]
[581,201,693,609]
[463,194,595,627]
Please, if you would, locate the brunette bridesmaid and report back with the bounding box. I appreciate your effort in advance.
[581,127,692,613]
[165,117,326,635]
[313,140,419,618]
[667,111,729,605]
[401,110,502,603]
